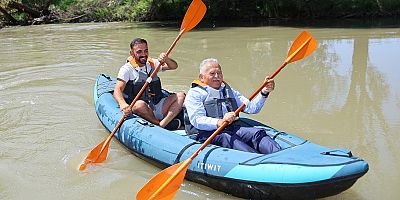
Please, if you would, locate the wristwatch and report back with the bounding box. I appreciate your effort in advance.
[260,91,269,98]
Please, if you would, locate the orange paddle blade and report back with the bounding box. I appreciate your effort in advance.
[79,140,109,170]
[180,0,207,33]
[136,161,190,200]
[286,31,317,63]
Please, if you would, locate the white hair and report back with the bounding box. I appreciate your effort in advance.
[199,58,219,74]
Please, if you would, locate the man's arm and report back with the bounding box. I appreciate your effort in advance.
[235,78,275,114]
[158,52,178,70]
[114,79,131,115]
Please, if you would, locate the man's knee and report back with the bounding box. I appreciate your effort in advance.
[168,93,185,109]
[133,100,150,114]
[170,92,185,102]
[253,129,267,139]
[215,133,232,148]
[259,137,281,154]
[176,92,186,102]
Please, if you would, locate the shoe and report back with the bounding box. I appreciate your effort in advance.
[164,118,181,130]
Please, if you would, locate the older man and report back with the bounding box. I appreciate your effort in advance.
[184,58,281,154]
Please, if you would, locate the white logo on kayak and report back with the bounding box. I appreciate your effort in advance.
[197,162,221,172]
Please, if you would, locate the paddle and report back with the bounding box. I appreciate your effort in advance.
[136,31,317,200]
[79,0,207,171]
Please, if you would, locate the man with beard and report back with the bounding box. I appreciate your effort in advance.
[114,38,185,130]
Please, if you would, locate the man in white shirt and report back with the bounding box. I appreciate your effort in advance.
[114,38,185,130]
[184,58,281,154]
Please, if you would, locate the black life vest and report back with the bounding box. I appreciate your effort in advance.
[123,56,164,105]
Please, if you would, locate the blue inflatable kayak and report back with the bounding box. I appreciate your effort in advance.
[94,74,368,200]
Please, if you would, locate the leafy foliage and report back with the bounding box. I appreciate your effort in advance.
[1,0,399,27]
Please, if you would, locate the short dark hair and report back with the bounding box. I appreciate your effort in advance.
[130,38,147,49]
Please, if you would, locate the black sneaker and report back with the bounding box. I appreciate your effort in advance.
[164,119,181,130]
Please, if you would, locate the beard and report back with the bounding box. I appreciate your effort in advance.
[136,56,147,65]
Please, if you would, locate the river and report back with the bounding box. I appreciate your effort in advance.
[0,21,399,199]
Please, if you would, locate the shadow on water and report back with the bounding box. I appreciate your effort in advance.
[127,17,400,31]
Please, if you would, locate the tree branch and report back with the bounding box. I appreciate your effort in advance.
[0,5,19,25]
[8,1,41,18]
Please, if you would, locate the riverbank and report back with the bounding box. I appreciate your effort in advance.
[0,22,399,200]
[1,0,400,29]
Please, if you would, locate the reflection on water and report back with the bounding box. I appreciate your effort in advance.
[0,22,399,200]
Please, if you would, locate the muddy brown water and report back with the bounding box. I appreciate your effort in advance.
[0,22,399,199]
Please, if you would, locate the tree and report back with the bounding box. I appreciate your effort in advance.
[0,0,58,25]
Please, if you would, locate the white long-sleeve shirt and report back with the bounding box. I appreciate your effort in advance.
[184,85,268,131]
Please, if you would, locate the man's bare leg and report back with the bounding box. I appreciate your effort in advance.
[132,100,160,125]
[159,92,185,127]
